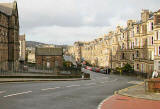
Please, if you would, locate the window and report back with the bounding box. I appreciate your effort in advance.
[137,64,139,70]
[141,25,143,33]
[141,38,143,47]
[122,43,124,49]
[136,51,139,57]
[132,54,134,60]
[151,22,154,30]
[122,53,125,59]
[132,31,134,37]
[151,51,154,60]
[122,33,124,39]
[130,42,132,49]
[155,47,157,56]
[158,31,160,40]
[137,26,139,33]
[159,46,160,56]
[141,64,143,72]
[135,38,137,46]
[156,31,160,40]
[151,36,154,45]
[132,42,134,49]
[147,37,149,45]
[155,31,157,40]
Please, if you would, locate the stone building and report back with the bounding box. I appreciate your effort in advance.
[67,9,160,76]
[19,34,26,63]
[153,9,160,73]
[35,47,63,69]
[0,1,19,71]
[26,47,36,64]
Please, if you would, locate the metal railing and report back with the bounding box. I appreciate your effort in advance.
[0,62,81,76]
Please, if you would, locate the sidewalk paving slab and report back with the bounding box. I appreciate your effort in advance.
[100,94,160,109]
[99,82,160,109]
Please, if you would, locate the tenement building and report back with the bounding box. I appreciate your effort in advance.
[0,1,19,71]
[67,9,160,76]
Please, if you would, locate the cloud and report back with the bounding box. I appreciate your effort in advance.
[26,26,113,45]
[1,0,160,45]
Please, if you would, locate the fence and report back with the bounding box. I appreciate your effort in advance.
[0,61,82,76]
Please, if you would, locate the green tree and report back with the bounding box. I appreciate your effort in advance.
[122,63,134,74]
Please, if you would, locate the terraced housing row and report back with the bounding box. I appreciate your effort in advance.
[67,9,160,76]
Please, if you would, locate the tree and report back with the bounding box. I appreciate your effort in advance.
[122,63,134,74]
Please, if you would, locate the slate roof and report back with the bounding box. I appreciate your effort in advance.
[0,2,13,15]
[36,47,63,56]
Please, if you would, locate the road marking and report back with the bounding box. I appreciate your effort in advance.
[101,82,105,84]
[128,81,142,85]
[85,83,96,86]
[97,95,114,109]
[107,79,118,82]
[41,87,60,91]
[0,91,5,94]
[3,91,32,98]
[66,85,80,88]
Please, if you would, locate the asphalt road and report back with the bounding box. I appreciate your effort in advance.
[0,69,141,109]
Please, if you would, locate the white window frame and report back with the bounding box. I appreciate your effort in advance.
[159,46,160,56]
[158,31,160,40]
[155,46,157,56]
[151,51,154,60]
[151,36,154,45]
[141,38,143,47]
[141,64,143,72]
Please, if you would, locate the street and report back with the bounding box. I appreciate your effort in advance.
[0,70,140,109]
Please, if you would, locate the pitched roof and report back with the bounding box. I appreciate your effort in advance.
[0,2,14,15]
[36,47,63,56]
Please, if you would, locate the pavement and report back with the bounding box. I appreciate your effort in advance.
[0,72,83,82]
[0,78,85,83]
[0,69,139,109]
[99,82,160,109]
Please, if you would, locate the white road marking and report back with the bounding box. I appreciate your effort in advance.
[66,85,80,88]
[97,95,114,109]
[41,87,60,91]
[128,81,142,84]
[102,77,108,79]
[0,91,5,94]
[85,83,96,86]
[3,91,32,98]
[107,79,118,82]
[101,82,105,84]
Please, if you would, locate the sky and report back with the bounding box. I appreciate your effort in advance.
[1,0,160,45]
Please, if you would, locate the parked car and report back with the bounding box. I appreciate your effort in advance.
[86,66,92,71]
[92,67,96,72]
[100,68,106,74]
[95,67,100,72]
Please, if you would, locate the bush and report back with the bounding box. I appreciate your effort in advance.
[122,63,134,74]
[114,63,134,75]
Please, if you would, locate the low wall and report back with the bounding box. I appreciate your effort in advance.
[146,78,160,92]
